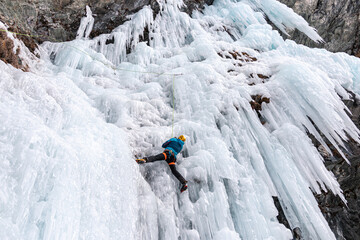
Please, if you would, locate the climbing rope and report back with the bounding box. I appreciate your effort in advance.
[172,74,175,138]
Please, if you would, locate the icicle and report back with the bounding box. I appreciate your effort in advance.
[245,0,324,43]
[76,5,94,39]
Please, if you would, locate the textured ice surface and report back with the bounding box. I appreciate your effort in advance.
[76,6,94,40]
[1,0,360,239]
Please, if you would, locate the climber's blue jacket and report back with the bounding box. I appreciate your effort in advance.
[162,138,184,156]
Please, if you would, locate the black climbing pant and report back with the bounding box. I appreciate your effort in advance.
[146,151,187,184]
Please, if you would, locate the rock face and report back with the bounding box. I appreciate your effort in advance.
[278,0,360,56]
[0,0,213,49]
[275,1,360,236]
[271,96,360,240]
[317,157,360,240]
[3,0,357,55]
[314,94,360,240]
[0,0,156,43]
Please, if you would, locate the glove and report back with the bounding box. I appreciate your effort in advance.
[180,181,188,193]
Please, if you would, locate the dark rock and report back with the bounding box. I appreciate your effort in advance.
[182,0,214,15]
[315,94,360,240]
[273,196,291,229]
[273,197,304,240]
[0,0,214,52]
[292,227,302,240]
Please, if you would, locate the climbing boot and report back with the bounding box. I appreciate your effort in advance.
[136,158,147,164]
[180,181,188,193]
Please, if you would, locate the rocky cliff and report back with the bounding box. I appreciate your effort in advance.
[2,0,358,56]
[278,0,360,56]
[315,96,360,240]
[0,0,213,51]
[274,2,360,238]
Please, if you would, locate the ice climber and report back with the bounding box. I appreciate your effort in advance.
[136,135,188,193]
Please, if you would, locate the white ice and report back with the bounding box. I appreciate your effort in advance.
[1,0,360,240]
[76,6,95,40]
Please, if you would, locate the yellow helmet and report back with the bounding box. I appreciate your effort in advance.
[178,135,186,142]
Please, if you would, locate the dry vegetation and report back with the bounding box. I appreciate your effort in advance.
[0,30,29,71]
[250,95,270,111]
[250,95,270,124]
[7,26,39,54]
[218,50,257,66]
[217,50,272,124]
[218,50,271,84]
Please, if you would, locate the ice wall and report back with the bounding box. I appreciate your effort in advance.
[1,0,360,240]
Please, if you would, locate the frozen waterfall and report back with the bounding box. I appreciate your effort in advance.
[1,0,360,239]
